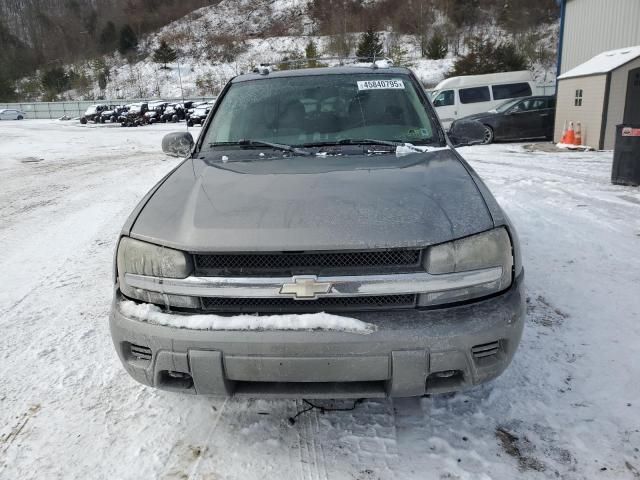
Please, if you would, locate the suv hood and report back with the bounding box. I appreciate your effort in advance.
[130,148,494,252]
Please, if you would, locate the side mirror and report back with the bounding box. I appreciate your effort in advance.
[449,120,486,148]
[162,131,194,157]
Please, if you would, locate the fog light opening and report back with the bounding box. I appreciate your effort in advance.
[426,370,465,394]
[433,370,458,379]
[158,370,194,390]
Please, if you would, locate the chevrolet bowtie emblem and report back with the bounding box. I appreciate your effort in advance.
[280,276,333,300]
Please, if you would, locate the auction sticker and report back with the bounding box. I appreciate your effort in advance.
[622,127,640,137]
[357,79,405,90]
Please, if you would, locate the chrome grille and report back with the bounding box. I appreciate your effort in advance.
[194,250,422,276]
[201,294,416,313]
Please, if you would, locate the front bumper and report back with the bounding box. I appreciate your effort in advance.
[109,272,525,398]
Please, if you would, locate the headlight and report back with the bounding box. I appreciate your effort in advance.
[116,237,198,308]
[420,227,513,306]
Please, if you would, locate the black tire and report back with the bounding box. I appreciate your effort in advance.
[187,119,194,127]
[481,125,494,145]
[17,115,23,120]
[80,117,88,125]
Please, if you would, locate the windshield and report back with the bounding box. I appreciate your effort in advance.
[494,98,522,113]
[202,73,439,150]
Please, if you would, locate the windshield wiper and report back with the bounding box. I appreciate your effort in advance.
[209,139,310,156]
[298,139,401,148]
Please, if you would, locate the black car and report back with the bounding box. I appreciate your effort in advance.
[160,103,186,123]
[100,105,128,123]
[80,104,110,124]
[186,102,212,126]
[452,96,556,144]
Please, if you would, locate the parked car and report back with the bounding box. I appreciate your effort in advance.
[100,105,128,123]
[120,102,149,127]
[144,101,169,124]
[160,103,186,123]
[80,104,109,124]
[185,101,207,124]
[186,102,212,126]
[452,96,556,144]
[431,71,538,128]
[110,66,525,398]
[0,109,25,120]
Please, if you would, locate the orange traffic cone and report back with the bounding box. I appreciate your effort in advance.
[574,122,582,146]
[565,121,576,145]
[560,120,568,144]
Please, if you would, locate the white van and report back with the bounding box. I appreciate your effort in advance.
[431,71,538,128]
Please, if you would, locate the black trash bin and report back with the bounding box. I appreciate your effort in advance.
[612,124,640,186]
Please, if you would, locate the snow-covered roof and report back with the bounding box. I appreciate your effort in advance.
[433,71,533,91]
[558,45,640,79]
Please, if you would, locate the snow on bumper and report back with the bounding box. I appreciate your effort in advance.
[109,273,525,398]
[119,299,377,334]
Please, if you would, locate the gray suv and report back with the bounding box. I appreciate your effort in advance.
[109,66,525,398]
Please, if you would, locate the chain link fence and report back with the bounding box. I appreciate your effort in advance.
[0,97,217,120]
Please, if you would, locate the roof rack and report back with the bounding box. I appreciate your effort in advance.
[251,56,394,75]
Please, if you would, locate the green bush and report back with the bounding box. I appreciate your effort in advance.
[449,36,528,77]
[425,32,448,60]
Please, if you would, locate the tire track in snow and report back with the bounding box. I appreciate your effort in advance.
[187,397,229,480]
[297,399,316,480]
[309,407,329,480]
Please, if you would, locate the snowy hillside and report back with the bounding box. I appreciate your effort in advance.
[89,0,455,100]
[18,0,557,101]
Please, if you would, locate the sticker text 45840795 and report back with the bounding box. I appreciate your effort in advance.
[357,79,405,91]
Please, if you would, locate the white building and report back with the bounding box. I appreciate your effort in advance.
[558,0,640,75]
[555,0,640,148]
[555,46,640,150]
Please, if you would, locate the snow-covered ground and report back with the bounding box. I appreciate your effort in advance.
[1,120,639,479]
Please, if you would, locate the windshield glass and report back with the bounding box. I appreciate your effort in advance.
[494,98,522,113]
[203,73,439,149]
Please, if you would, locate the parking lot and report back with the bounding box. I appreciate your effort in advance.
[1,120,639,480]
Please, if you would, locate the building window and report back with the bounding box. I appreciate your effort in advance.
[575,89,583,106]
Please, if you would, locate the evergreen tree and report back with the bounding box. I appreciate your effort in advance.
[98,21,117,53]
[153,40,177,69]
[305,40,318,68]
[41,67,70,95]
[449,37,528,77]
[356,27,384,62]
[118,24,138,55]
[425,31,448,60]
[0,74,16,102]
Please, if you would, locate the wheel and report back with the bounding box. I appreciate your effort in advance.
[481,125,494,145]
[187,119,194,127]
[80,117,87,125]
[17,115,23,120]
